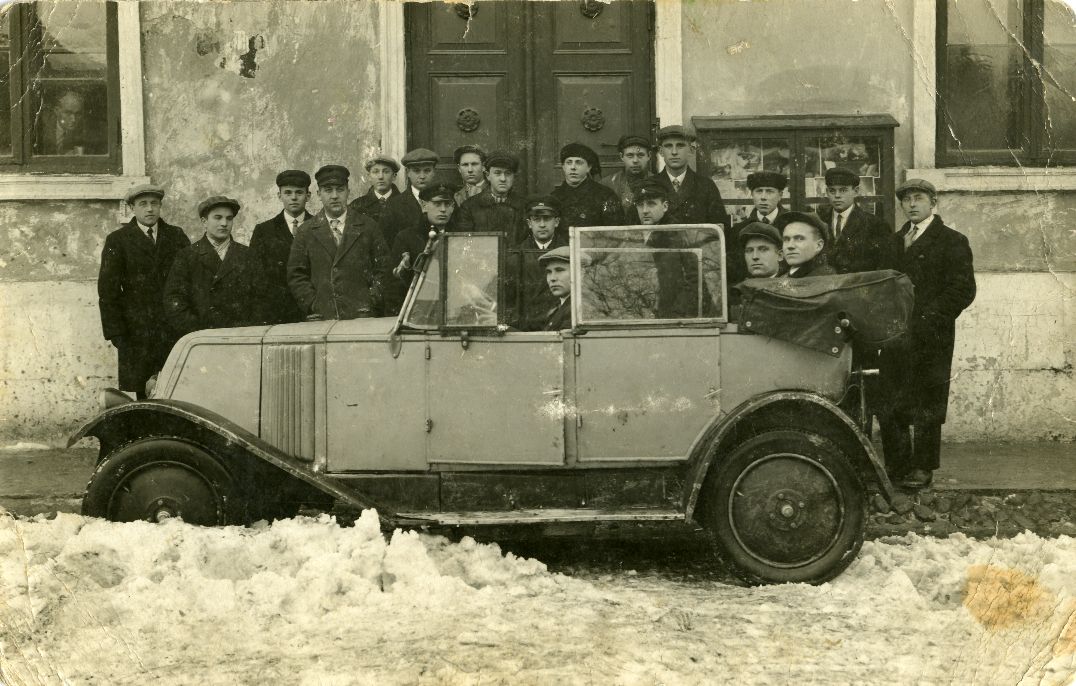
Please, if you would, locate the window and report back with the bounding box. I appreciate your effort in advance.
[938,0,1076,166]
[0,1,119,173]
[403,234,503,330]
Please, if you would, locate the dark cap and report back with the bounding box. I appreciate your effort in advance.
[364,155,400,173]
[275,170,310,188]
[538,246,571,265]
[896,178,937,199]
[655,125,696,143]
[485,150,520,173]
[824,167,859,187]
[746,171,788,191]
[631,177,668,203]
[418,179,459,202]
[526,195,561,216]
[453,144,486,165]
[197,195,241,218]
[124,183,165,205]
[559,142,599,170]
[617,134,650,152]
[401,148,439,167]
[315,165,350,187]
[739,221,782,248]
[775,211,828,242]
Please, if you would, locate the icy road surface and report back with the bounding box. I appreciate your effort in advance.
[1,511,1074,685]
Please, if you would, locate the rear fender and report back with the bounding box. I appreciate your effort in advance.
[683,391,893,521]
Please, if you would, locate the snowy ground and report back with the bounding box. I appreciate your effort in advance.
[1,511,1074,685]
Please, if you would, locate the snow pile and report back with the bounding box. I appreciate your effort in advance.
[1,512,1074,685]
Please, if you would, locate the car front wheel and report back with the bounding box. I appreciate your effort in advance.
[704,430,866,585]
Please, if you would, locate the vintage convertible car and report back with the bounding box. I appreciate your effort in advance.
[71,224,910,584]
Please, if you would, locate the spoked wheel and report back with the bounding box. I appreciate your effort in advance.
[705,430,866,585]
[83,438,240,525]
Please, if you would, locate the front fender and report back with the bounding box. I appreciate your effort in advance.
[683,391,893,521]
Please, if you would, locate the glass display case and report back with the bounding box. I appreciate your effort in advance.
[692,115,899,228]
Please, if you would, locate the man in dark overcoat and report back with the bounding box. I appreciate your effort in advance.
[512,195,567,330]
[389,179,460,306]
[455,150,528,243]
[641,125,730,232]
[287,165,391,320]
[550,142,623,237]
[378,148,438,248]
[98,183,190,397]
[879,179,976,490]
[816,167,898,274]
[602,134,652,214]
[348,155,401,225]
[727,171,788,288]
[250,169,313,324]
[164,196,268,336]
[538,246,575,331]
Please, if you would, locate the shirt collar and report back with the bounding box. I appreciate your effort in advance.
[136,220,157,235]
[835,206,854,222]
[328,210,347,226]
[535,239,552,250]
[666,168,687,183]
[913,213,935,233]
[411,186,422,201]
[374,189,393,201]
[758,208,779,223]
[283,210,305,227]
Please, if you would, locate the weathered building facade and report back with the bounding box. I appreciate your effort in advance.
[1,0,1073,444]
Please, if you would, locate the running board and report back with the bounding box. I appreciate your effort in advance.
[394,508,686,526]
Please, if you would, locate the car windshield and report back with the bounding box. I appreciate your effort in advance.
[402,233,501,330]
[573,224,726,326]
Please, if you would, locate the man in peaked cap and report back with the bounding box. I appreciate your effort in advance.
[98,183,190,396]
[726,170,789,287]
[456,149,528,243]
[453,144,487,207]
[643,124,730,232]
[816,166,898,274]
[250,169,313,324]
[510,195,568,330]
[603,133,652,213]
[287,164,391,320]
[551,142,623,236]
[388,179,460,310]
[349,155,402,226]
[378,147,439,249]
[726,221,785,313]
[164,195,268,336]
[775,211,835,278]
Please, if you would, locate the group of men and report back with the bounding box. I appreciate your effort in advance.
[96,123,975,491]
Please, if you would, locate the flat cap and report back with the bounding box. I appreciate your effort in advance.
[739,221,782,248]
[275,170,310,188]
[617,134,650,151]
[559,142,599,170]
[485,150,520,173]
[824,167,859,187]
[453,144,486,165]
[314,164,350,186]
[631,177,668,202]
[124,183,164,204]
[655,125,696,143]
[197,195,241,218]
[401,148,439,167]
[526,194,561,216]
[539,245,592,267]
[746,170,788,191]
[896,177,936,199]
[418,178,459,202]
[775,210,829,241]
[364,155,400,173]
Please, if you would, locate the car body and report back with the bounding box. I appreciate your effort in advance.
[72,224,900,584]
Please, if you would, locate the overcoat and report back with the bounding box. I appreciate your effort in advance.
[287,212,391,320]
[551,177,624,235]
[602,170,649,214]
[542,296,572,331]
[163,237,269,336]
[880,215,976,424]
[455,189,529,244]
[642,169,731,234]
[816,204,899,274]
[377,188,424,248]
[98,217,190,392]
[349,185,401,225]
[249,211,310,324]
[508,234,568,328]
[786,255,836,278]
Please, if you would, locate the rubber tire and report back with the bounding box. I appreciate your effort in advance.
[704,429,866,585]
[82,438,241,525]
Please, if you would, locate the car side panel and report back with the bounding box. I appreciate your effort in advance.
[167,342,262,435]
[718,332,851,408]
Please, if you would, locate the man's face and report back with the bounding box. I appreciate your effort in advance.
[129,196,161,227]
[278,185,310,216]
[527,212,559,243]
[487,166,515,195]
[751,186,782,215]
[782,222,824,266]
[744,237,782,277]
[562,157,591,187]
[545,260,571,299]
[620,145,650,176]
[635,198,669,225]
[56,92,84,132]
[318,183,350,218]
[659,137,691,173]
[826,184,858,213]
[202,207,235,243]
[457,153,485,186]
[368,163,397,194]
[900,191,936,223]
[423,198,455,227]
[406,163,436,191]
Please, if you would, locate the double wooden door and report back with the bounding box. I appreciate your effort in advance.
[406,0,655,193]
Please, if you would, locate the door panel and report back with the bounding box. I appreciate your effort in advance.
[573,330,721,462]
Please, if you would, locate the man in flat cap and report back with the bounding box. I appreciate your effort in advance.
[250,169,313,324]
[879,178,976,490]
[775,211,834,278]
[288,164,391,320]
[379,147,439,249]
[727,170,788,288]
[349,155,402,225]
[537,246,575,331]
[603,134,652,214]
[389,178,460,310]
[816,167,898,274]
[164,196,268,336]
[727,222,785,313]
[551,142,623,236]
[456,150,527,243]
[453,145,487,207]
[98,183,190,397]
[643,125,730,233]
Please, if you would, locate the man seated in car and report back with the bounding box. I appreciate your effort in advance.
[741,222,784,279]
[537,246,575,331]
[514,195,567,330]
[775,211,835,278]
[391,179,459,287]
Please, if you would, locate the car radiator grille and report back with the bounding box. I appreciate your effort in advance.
[261,344,317,461]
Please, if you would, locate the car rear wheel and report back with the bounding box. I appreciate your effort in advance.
[83,438,240,525]
[704,430,866,585]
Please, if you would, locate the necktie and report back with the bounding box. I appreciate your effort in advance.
[147,226,154,244]
[330,219,342,246]
[671,178,681,195]
[291,218,299,234]
[904,225,918,249]
[379,197,387,210]
[834,213,843,238]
